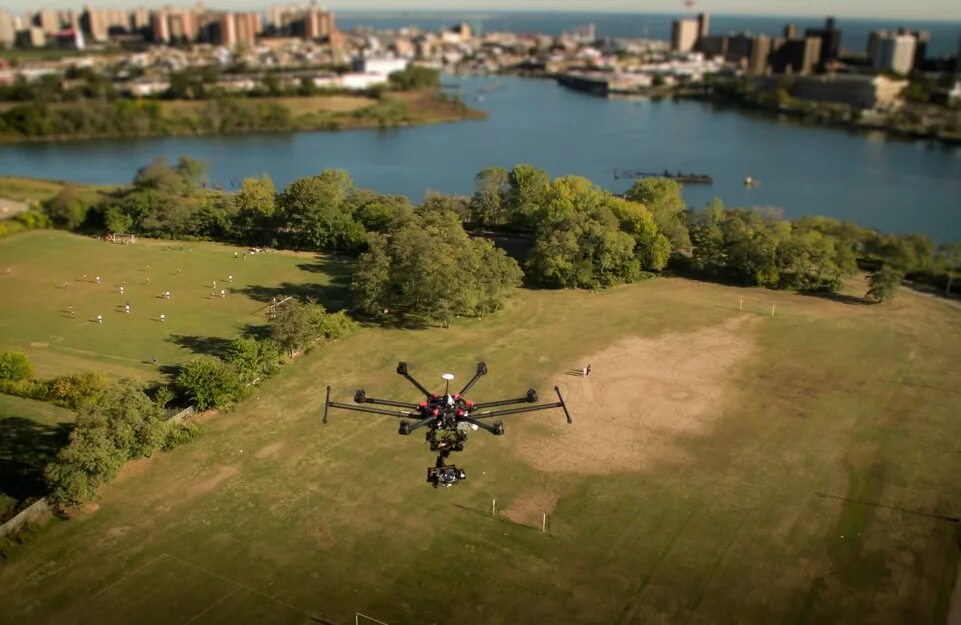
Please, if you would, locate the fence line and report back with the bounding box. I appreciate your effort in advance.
[167,405,196,425]
[0,498,50,538]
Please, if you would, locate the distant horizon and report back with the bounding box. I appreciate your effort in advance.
[4,3,961,22]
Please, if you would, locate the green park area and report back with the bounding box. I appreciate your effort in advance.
[0,230,350,381]
[0,249,959,625]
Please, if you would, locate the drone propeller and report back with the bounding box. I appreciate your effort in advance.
[458,361,488,396]
[396,361,432,398]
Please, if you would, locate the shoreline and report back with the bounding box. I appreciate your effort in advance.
[0,90,486,146]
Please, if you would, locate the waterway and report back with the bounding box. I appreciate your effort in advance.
[1,75,959,240]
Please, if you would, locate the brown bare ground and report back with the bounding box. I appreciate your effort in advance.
[502,490,560,527]
[254,441,284,459]
[177,465,240,502]
[512,316,758,475]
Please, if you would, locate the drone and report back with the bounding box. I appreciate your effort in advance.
[324,362,572,488]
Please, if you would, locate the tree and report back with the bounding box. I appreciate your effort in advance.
[350,234,392,316]
[223,336,279,383]
[45,380,166,509]
[866,267,903,302]
[279,171,365,251]
[388,66,439,90]
[505,164,550,231]
[268,299,353,355]
[233,175,277,243]
[349,210,522,321]
[175,358,242,410]
[0,352,32,381]
[420,192,471,223]
[470,167,509,228]
[624,177,691,251]
[42,185,92,230]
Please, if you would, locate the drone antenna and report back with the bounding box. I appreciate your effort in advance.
[442,373,454,395]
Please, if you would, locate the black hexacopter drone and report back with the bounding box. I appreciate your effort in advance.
[324,362,572,488]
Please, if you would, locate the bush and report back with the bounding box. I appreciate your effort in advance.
[866,267,903,302]
[0,377,52,401]
[175,358,242,410]
[0,352,33,381]
[49,371,108,409]
[162,422,203,451]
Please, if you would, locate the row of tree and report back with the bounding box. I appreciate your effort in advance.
[39,157,958,311]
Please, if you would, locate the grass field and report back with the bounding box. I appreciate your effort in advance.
[1,241,959,625]
[0,231,351,380]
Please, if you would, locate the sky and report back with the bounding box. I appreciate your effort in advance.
[5,0,961,21]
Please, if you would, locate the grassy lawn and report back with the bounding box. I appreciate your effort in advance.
[0,175,113,208]
[160,94,377,118]
[0,254,958,625]
[0,395,74,519]
[0,230,352,381]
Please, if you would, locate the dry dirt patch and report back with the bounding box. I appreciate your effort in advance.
[254,442,284,459]
[178,465,240,502]
[513,316,757,475]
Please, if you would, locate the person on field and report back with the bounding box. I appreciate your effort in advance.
[586,364,592,377]
[160,313,165,322]
[97,314,103,323]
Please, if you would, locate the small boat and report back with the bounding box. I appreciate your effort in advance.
[614,169,713,184]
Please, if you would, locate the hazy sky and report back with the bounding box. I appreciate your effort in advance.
[5,0,961,21]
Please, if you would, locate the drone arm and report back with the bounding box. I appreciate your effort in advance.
[457,361,488,396]
[328,401,416,418]
[473,387,573,424]
[396,361,432,398]
[355,394,421,410]
[471,388,538,410]
[401,415,436,434]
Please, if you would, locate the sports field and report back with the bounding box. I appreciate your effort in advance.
[0,231,351,380]
[1,234,960,625]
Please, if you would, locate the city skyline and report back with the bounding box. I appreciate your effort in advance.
[2,1,961,22]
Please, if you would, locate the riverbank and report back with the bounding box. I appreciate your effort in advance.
[550,73,961,145]
[0,89,485,144]
[677,79,961,145]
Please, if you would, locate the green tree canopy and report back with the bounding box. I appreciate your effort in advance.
[279,170,365,251]
[470,167,509,228]
[349,208,522,322]
[866,267,903,302]
[624,177,692,251]
[175,358,242,410]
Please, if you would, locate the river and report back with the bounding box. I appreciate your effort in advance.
[1,75,959,240]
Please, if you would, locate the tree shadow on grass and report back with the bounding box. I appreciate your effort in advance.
[799,290,872,306]
[238,255,353,311]
[238,283,349,311]
[0,417,73,503]
[167,334,234,358]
